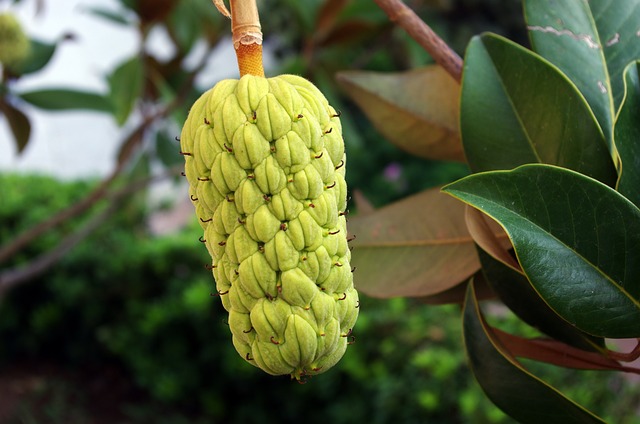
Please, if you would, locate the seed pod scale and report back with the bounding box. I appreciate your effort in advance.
[181,72,358,380]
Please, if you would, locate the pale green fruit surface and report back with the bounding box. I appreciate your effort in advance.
[180,74,358,380]
[0,13,30,69]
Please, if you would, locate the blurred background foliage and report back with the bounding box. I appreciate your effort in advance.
[2,0,639,421]
[3,173,640,423]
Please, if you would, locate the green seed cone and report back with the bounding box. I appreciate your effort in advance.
[0,13,30,70]
[181,74,358,380]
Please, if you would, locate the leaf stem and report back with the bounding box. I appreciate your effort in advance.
[607,339,640,362]
[373,0,462,83]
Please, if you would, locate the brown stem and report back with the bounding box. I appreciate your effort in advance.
[493,328,640,376]
[373,0,462,83]
[608,339,640,363]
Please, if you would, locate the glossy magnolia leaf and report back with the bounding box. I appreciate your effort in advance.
[336,66,464,162]
[108,56,144,125]
[524,0,612,144]
[461,33,616,186]
[477,248,604,351]
[466,203,603,349]
[592,1,640,110]
[463,282,606,424]
[0,100,31,153]
[445,164,640,338]
[615,61,640,208]
[19,88,113,112]
[524,0,640,143]
[349,186,480,298]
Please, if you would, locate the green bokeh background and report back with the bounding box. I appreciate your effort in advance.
[2,0,639,422]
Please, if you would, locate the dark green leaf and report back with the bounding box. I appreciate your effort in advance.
[281,0,323,35]
[525,1,640,143]
[477,248,604,351]
[118,0,136,12]
[524,0,612,144]
[460,33,616,186]
[10,39,56,76]
[0,100,30,153]
[108,56,144,125]
[463,282,606,424]
[615,61,640,208]
[82,6,132,25]
[128,150,151,180]
[445,164,640,338]
[18,88,113,112]
[591,1,640,111]
[167,1,206,52]
[155,129,183,167]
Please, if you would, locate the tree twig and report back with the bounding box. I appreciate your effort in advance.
[373,0,462,83]
[0,164,183,296]
[0,202,118,297]
[0,114,153,265]
[0,42,214,266]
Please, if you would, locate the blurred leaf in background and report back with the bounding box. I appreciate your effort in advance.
[1,174,639,422]
[3,0,640,422]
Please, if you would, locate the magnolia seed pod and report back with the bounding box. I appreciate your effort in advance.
[0,13,30,70]
[181,74,358,380]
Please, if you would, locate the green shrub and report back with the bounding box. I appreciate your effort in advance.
[1,173,638,422]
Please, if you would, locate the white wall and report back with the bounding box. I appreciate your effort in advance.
[0,0,265,180]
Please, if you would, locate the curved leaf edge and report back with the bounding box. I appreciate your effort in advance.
[481,32,608,151]
[613,60,640,191]
[522,0,616,145]
[463,281,607,423]
[444,164,640,337]
[476,247,607,353]
[462,32,616,183]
